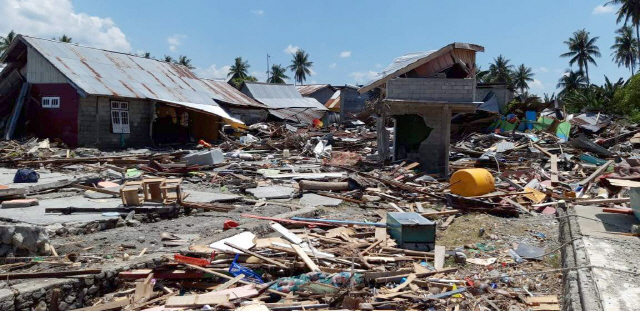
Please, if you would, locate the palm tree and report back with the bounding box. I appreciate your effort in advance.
[488,55,514,85]
[227,57,250,80]
[163,55,173,63]
[513,64,534,94]
[611,26,639,74]
[474,64,490,83]
[58,35,72,43]
[557,70,588,96]
[289,50,313,85]
[177,55,194,69]
[606,0,640,48]
[267,64,289,83]
[543,92,556,105]
[0,30,16,54]
[560,29,601,83]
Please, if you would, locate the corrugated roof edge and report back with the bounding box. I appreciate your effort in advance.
[357,42,484,94]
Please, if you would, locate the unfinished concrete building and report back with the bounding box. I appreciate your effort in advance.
[359,43,484,175]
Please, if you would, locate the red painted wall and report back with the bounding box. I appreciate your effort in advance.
[27,84,79,147]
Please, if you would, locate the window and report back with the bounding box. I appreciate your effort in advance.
[110,100,130,134]
[42,97,60,108]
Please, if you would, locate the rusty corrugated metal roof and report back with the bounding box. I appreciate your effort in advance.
[296,84,332,96]
[19,35,224,106]
[200,79,267,108]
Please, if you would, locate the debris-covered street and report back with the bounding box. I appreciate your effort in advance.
[1,2,640,310]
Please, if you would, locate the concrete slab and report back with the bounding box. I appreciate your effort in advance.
[0,168,76,189]
[573,204,640,311]
[299,193,342,207]
[246,186,296,199]
[0,195,123,225]
[185,190,241,203]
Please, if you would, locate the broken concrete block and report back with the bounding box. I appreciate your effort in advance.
[246,186,296,199]
[0,225,49,255]
[299,193,342,207]
[1,198,39,208]
[184,149,224,166]
[97,181,120,188]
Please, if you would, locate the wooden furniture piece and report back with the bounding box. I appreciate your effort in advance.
[142,178,165,202]
[120,181,144,206]
[161,178,183,204]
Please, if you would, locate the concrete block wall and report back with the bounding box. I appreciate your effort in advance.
[77,96,153,148]
[418,109,448,174]
[387,78,475,102]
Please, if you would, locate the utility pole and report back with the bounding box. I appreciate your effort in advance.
[266,53,271,82]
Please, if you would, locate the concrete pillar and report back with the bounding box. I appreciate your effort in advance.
[417,106,450,176]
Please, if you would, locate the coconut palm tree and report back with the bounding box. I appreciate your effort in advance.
[289,50,313,85]
[557,70,588,96]
[163,55,173,63]
[512,64,534,94]
[177,55,194,69]
[267,64,289,83]
[227,57,250,80]
[611,26,639,74]
[487,55,514,85]
[0,30,16,53]
[606,0,640,48]
[142,52,152,59]
[474,64,490,83]
[560,29,601,83]
[58,35,72,43]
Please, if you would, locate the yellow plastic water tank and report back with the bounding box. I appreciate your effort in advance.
[450,168,495,197]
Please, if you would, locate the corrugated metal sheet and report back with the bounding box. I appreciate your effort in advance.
[20,36,224,106]
[325,90,341,110]
[270,108,325,125]
[200,79,267,108]
[244,82,328,110]
[296,84,332,96]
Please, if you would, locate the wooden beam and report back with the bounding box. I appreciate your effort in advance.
[550,155,559,186]
[224,242,288,269]
[291,244,320,272]
[579,160,614,186]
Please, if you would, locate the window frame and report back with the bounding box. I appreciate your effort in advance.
[41,96,60,108]
[110,100,130,134]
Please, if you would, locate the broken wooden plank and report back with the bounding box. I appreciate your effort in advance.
[165,293,229,308]
[579,160,613,186]
[433,245,445,270]
[415,202,426,212]
[388,273,416,293]
[291,244,320,272]
[224,242,288,269]
[550,155,559,185]
[72,298,130,311]
[526,295,559,305]
[270,222,303,244]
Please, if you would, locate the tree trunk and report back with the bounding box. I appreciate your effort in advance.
[585,63,590,85]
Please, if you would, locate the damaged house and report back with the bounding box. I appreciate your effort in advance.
[298,84,370,124]
[241,82,328,125]
[359,42,484,175]
[0,35,250,148]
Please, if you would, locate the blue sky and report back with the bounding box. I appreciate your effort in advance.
[0,0,633,94]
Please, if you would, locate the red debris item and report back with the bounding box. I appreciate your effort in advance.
[465,277,475,287]
[223,220,240,230]
[174,254,210,267]
[198,139,212,149]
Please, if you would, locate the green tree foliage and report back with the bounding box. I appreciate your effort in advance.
[512,64,534,94]
[176,55,195,69]
[560,29,601,83]
[487,55,514,85]
[613,73,640,120]
[267,64,289,83]
[0,30,16,54]
[289,50,313,85]
[611,26,639,74]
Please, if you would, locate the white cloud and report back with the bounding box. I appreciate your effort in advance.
[0,0,131,52]
[349,71,378,83]
[283,44,299,54]
[536,67,548,73]
[593,5,614,15]
[195,64,231,79]
[339,51,351,58]
[375,63,383,68]
[250,9,264,16]
[529,79,544,90]
[329,63,337,69]
[309,68,317,76]
[167,34,186,52]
